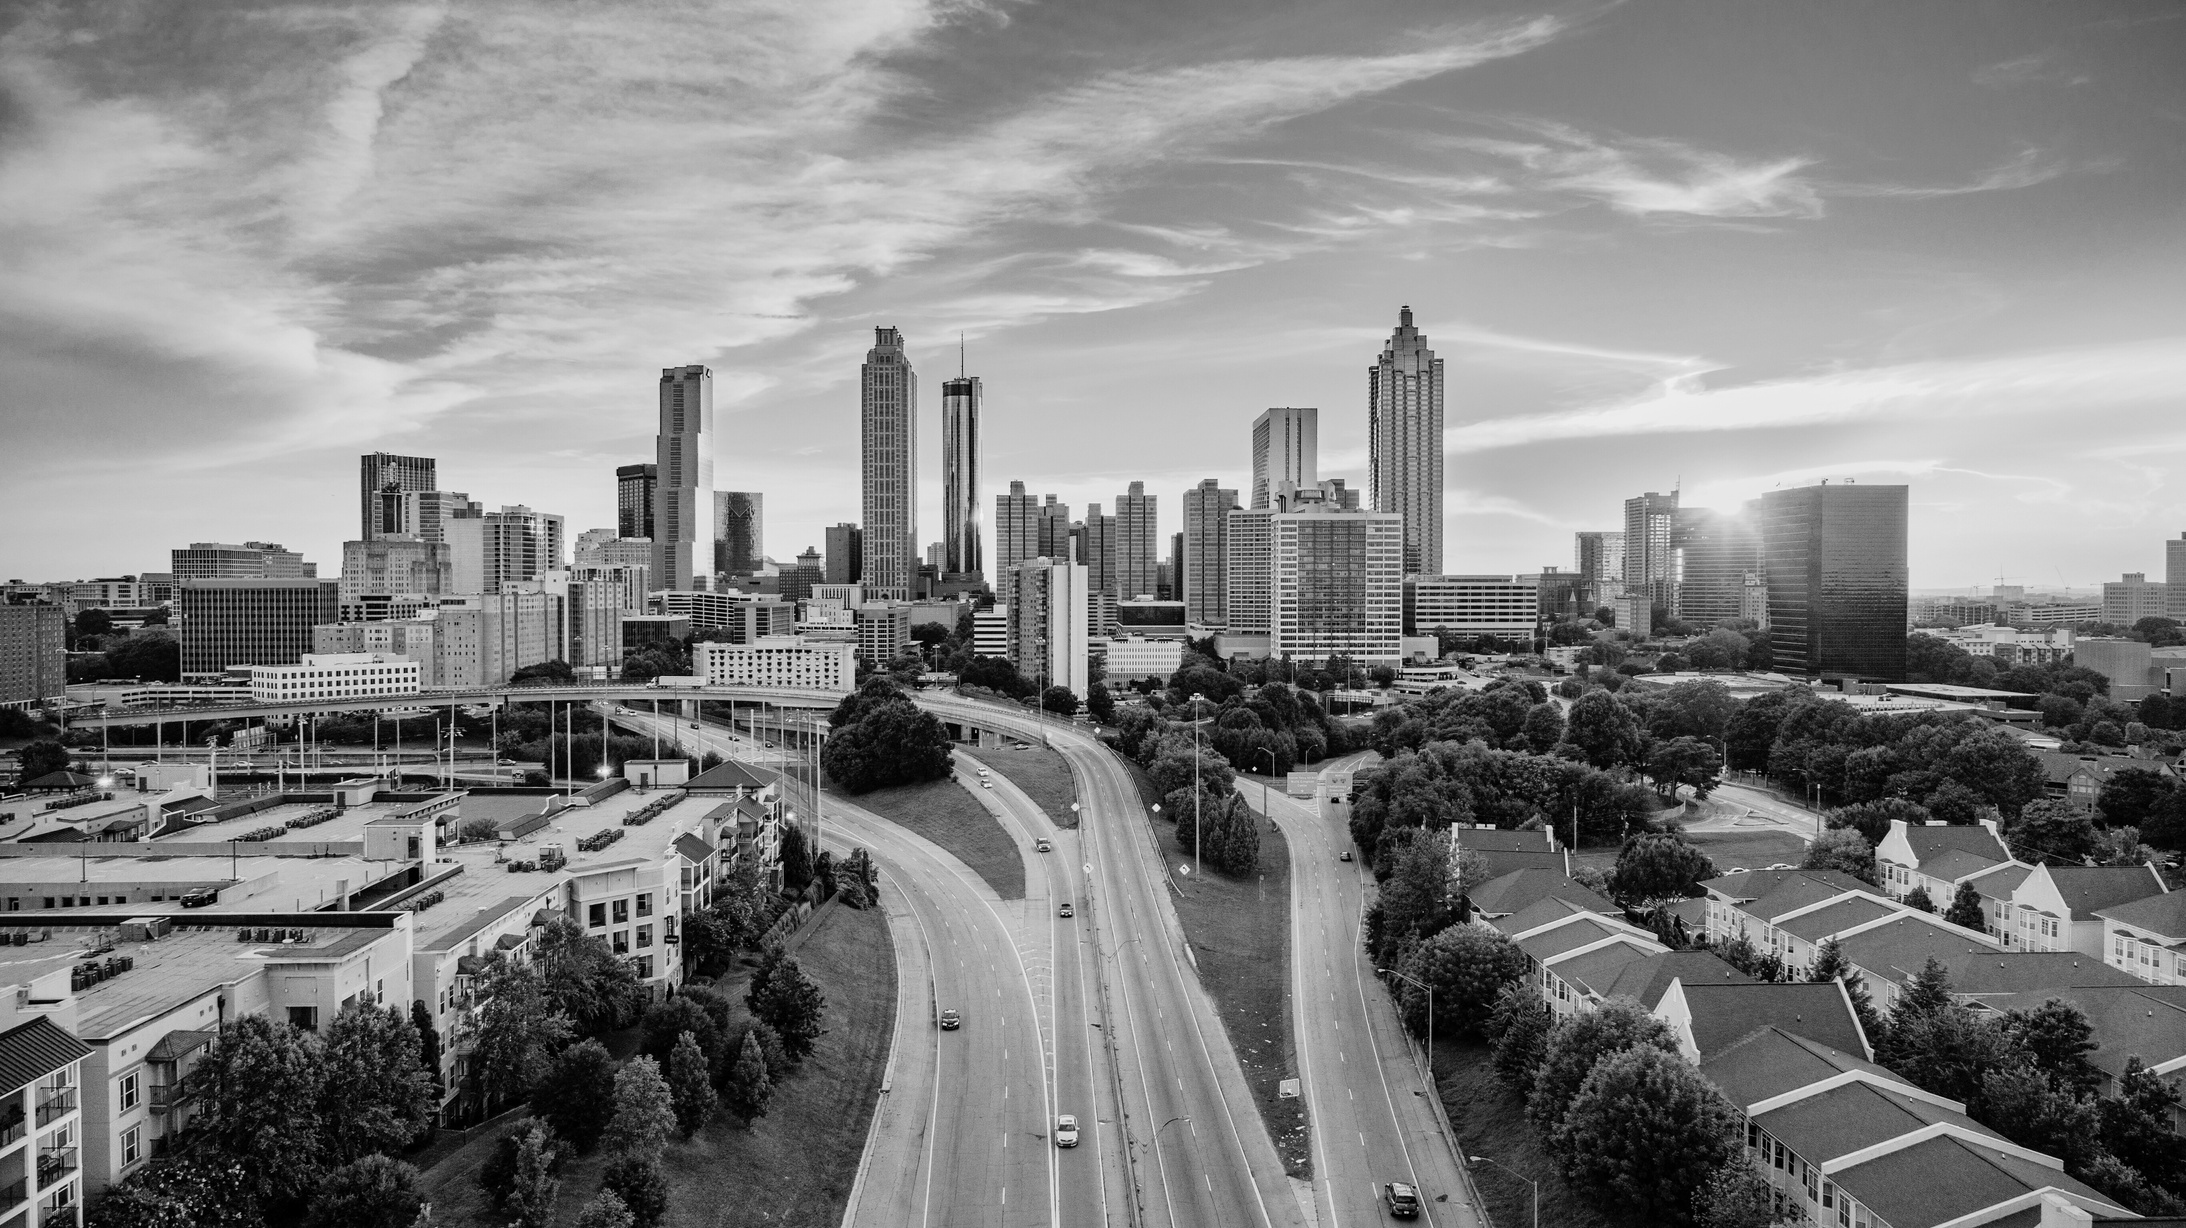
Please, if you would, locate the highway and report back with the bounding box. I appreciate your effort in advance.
[1242,758,1486,1228]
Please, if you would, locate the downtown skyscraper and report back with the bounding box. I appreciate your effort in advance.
[861,327,917,599]
[1251,408,1317,509]
[360,452,436,540]
[942,373,982,582]
[1114,481,1158,601]
[1762,483,1909,681]
[1368,306,1443,577]
[654,365,714,592]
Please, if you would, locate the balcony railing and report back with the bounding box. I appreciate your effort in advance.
[36,1145,77,1186]
[32,1092,74,1127]
[149,1077,197,1114]
[0,1177,23,1210]
[0,1112,22,1148]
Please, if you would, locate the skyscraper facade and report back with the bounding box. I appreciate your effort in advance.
[825,523,864,585]
[0,604,66,706]
[1038,496,1074,562]
[617,463,657,540]
[1114,481,1158,601]
[170,542,316,580]
[2168,533,2186,621]
[178,578,341,675]
[1168,531,1185,603]
[654,366,714,592]
[379,490,479,544]
[1251,408,1318,510]
[715,492,763,575]
[1622,491,1680,617]
[942,375,982,581]
[1224,508,1274,633]
[1081,504,1116,596]
[1674,504,1760,628]
[1368,307,1444,576]
[339,539,452,602]
[995,483,1040,578]
[1271,506,1404,663]
[449,506,564,595]
[1182,479,1237,627]
[861,328,917,599]
[1762,483,1909,681]
[1573,530,1626,612]
[360,453,436,541]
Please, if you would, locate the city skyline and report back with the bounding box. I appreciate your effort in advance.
[4,3,2184,590]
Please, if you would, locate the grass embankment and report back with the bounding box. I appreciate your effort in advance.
[421,902,897,1228]
[971,744,1079,828]
[1121,758,1309,1178]
[1569,821,1809,880]
[830,776,1025,900]
[1434,1041,1613,1228]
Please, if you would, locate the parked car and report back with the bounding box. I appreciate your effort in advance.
[1384,1182,1421,1219]
[1055,1114,1079,1147]
[940,1008,961,1030]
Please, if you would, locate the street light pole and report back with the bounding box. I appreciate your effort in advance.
[1378,966,1435,1069]
[1468,1155,1538,1228]
[1190,692,1208,879]
[1256,747,1277,823]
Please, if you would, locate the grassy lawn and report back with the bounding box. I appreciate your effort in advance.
[1432,1041,1612,1228]
[1570,820,1810,881]
[420,902,897,1227]
[1121,757,1309,1178]
[971,744,1080,828]
[830,775,1025,901]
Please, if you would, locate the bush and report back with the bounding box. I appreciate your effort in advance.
[1393,926,1530,1042]
[1489,984,1554,1090]
[601,1154,668,1228]
[1527,998,1679,1151]
[1554,1046,1741,1226]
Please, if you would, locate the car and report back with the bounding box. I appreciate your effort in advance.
[1055,1114,1079,1147]
[1058,902,1074,918]
[1384,1182,1421,1219]
[1339,850,1353,862]
[939,1008,961,1030]
[981,781,992,789]
[1035,838,1051,852]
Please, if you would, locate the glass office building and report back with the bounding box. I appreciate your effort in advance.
[1762,484,1908,681]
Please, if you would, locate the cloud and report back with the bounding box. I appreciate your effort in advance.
[1837,148,2076,199]
[1972,53,2091,89]
[1453,123,1823,219]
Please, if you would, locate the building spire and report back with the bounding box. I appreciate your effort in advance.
[959,331,965,378]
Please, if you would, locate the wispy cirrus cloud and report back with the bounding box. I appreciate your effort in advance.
[1457,123,1824,219]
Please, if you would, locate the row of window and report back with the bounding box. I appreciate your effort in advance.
[1746,1120,1885,1228]
[586,894,654,927]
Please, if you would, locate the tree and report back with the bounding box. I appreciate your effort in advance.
[1826,797,1934,846]
[1554,1046,1741,1226]
[779,823,815,891]
[748,947,828,1061]
[1041,685,1080,716]
[410,999,443,1097]
[197,1014,327,1213]
[1610,833,1715,908]
[723,1029,774,1127]
[1903,885,1935,913]
[602,1056,676,1159]
[1562,690,1647,770]
[640,996,725,1078]
[318,1003,435,1165]
[104,630,182,682]
[302,1156,423,1228]
[85,1154,265,1228]
[667,1031,716,1139]
[1809,938,1884,1047]
[1692,1162,1779,1228]
[510,659,578,685]
[536,916,648,1035]
[2100,768,2182,830]
[2099,1058,2186,1195]
[1892,956,1955,1027]
[1489,984,1554,1090]
[822,684,954,793]
[1527,999,1679,1150]
[1643,737,1722,799]
[469,956,574,1110]
[1393,925,1530,1042]
[1170,783,1260,876]
[574,1191,637,1228]
[1943,881,1986,931]
[1085,682,1116,723]
[601,1154,669,1228]
[2001,998,2104,1098]
[1521,702,1565,753]
[2007,798,2101,865]
[1372,827,1459,958]
[507,1121,562,1228]
[1889,1009,2024,1107]
[1801,829,1876,884]
[533,1039,619,1152]
[16,738,71,780]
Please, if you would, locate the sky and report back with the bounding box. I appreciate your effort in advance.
[3,0,2184,594]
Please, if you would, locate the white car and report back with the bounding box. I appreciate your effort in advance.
[1055,1114,1079,1147]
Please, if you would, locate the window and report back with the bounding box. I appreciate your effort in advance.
[588,903,606,929]
[119,1073,138,1111]
[612,899,630,924]
[636,893,653,918]
[612,931,629,955]
[636,925,652,949]
[121,1125,140,1166]
[288,1006,319,1031]
[638,955,654,979]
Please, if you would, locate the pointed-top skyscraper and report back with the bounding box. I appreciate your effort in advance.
[862,327,918,598]
[1368,306,1444,577]
[942,356,982,584]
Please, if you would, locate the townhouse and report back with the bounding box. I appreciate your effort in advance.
[2097,890,2186,985]
[1465,867,1613,925]
[1446,824,1570,880]
[1874,819,2012,906]
[1834,914,2140,1012]
[2009,863,2167,956]
[1492,897,1665,1019]
[1700,869,1917,978]
[1980,984,2186,1104]
[2031,751,2175,812]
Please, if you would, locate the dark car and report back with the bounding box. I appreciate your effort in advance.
[1384,1183,1421,1219]
[1058,902,1074,918]
[939,1008,961,1030]
[180,886,219,909]
[1339,850,1353,862]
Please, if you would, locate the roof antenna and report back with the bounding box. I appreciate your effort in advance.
[959,332,965,379]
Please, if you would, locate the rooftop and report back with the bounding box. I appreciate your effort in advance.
[1756,1079,2002,1169]
[1593,951,1752,1009]
[1677,980,1867,1059]
[1980,985,2186,1083]
[1892,822,2010,874]
[1703,868,1869,904]
[1775,895,1898,944]
[2031,864,2166,921]
[0,1017,90,1098]
[1702,1025,1912,1110]
[1833,1133,2129,1227]
[1467,867,1612,918]
[2096,889,2186,939]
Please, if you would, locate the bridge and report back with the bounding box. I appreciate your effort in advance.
[64,682,848,730]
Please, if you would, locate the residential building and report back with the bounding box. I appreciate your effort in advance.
[2171,532,2186,622]
[176,578,340,675]
[993,483,1040,580]
[1762,483,1910,681]
[337,538,451,603]
[1270,502,1404,664]
[575,530,653,574]
[693,637,855,694]
[2031,749,2170,811]
[654,364,715,593]
[1099,636,1183,682]
[860,328,917,599]
[310,619,440,686]
[447,505,564,595]
[249,652,421,703]
[1494,897,1667,1019]
[531,572,625,675]
[1622,491,1680,617]
[2101,572,2168,627]
[617,462,657,540]
[1250,407,1317,510]
[1838,914,2141,1013]
[1675,503,1761,628]
[1081,503,1116,599]
[168,542,314,581]
[1700,870,1923,978]
[971,608,1010,659]
[0,604,67,708]
[359,452,436,540]
[1874,819,2011,907]
[434,590,554,687]
[1466,867,1612,926]
[1655,980,1870,1064]
[571,563,647,614]
[824,523,863,585]
[941,375,981,583]
[2008,862,2166,956]
[1367,306,1443,577]
[1223,508,1273,634]
[0,1013,95,1220]
[2098,891,2186,986]
[854,602,912,669]
[1983,984,2186,1102]
[1183,480,1238,627]
[1573,530,1625,611]
[714,492,763,576]
[1113,482,1157,601]
[1614,593,1652,639]
[1006,558,1088,696]
[1405,575,1539,638]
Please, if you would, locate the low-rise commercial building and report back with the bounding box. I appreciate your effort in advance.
[249,652,421,704]
[854,602,913,668]
[1097,636,1182,683]
[692,637,855,694]
[1405,575,1539,637]
[177,578,341,676]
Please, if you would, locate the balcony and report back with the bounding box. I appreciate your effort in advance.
[0,1178,22,1211]
[148,1076,197,1114]
[31,1092,74,1128]
[0,1112,21,1149]
[35,1146,76,1187]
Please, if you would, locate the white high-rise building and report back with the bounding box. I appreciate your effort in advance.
[1368,307,1444,577]
[861,328,917,599]
[654,365,715,592]
[1006,558,1088,697]
[942,375,982,582]
[1251,408,1317,510]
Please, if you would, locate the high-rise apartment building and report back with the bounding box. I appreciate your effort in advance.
[572,562,648,613]
[1762,483,1909,681]
[338,539,452,603]
[1622,491,1681,617]
[1081,504,1116,597]
[1038,496,1073,562]
[1182,479,1238,627]
[2102,573,2170,627]
[1114,481,1158,601]
[942,375,982,582]
[1573,531,1626,612]
[434,590,555,688]
[178,578,340,675]
[1006,558,1089,696]
[995,484,1041,578]
[654,365,715,592]
[1674,504,1761,628]
[1271,504,1404,663]
[530,571,625,675]
[715,492,763,576]
[0,604,66,706]
[359,453,436,540]
[170,542,316,581]
[1251,408,1318,509]
[861,328,917,599]
[617,463,657,540]
[1168,532,1185,603]
[2167,533,2186,621]
[449,506,563,595]
[1224,508,1274,634]
[1368,307,1443,576]
[824,523,863,584]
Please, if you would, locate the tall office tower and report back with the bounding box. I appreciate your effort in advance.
[1114,481,1158,600]
[1169,531,1185,603]
[449,505,564,594]
[0,603,66,705]
[170,542,316,580]
[338,539,452,603]
[825,523,864,584]
[1038,496,1074,562]
[379,489,479,543]
[1272,505,1404,664]
[617,463,657,540]
[861,327,918,599]
[360,453,436,540]
[715,492,764,575]
[782,547,824,604]
[1224,508,1274,633]
[1006,557,1089,696]
[1573,531,1626,611]
[1368,306,1444,576]
[1762,483,1909,681]
[1622,491,1681,617]
[1674,504,1760,627]
[1250,408,1318,509]
[178,578,341,674]
[1182,479,1238,626]
[654,365,715,593]
[1081,504,1117,596]
[942,375,983,580]
[2169,533,2186,621]
[995,483,1041,577]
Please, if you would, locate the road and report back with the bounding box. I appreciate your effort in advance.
[1240,759,1487,1228]
[1688,777,1823,843]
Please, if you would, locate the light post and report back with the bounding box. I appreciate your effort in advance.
[1378,965,1435,1069]
[1255,747,1278,824]
[1188,692,1208,880]
[1468,1155,1538,1228]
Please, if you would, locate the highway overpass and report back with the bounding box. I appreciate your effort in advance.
[64,682,847,730]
